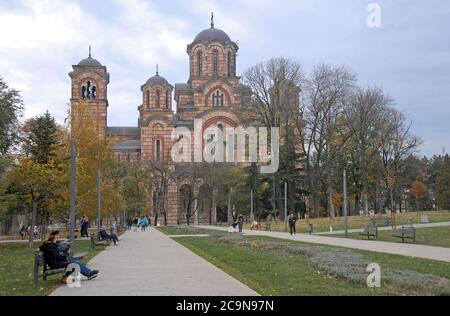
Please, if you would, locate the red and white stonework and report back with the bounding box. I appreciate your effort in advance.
[70,20,252,225]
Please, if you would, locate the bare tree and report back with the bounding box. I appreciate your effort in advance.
[381,109,421,212]
[296,64,356,218]
[343,87,396,215]
[242,57,303,220]
[146,159,176,226]
[176,163,204,225]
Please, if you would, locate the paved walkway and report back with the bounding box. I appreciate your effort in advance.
[196,226,450,263]
[315,221,450,236]
[51,228,258,296]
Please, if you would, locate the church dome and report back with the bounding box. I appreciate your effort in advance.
[78,47,103,67]
[194,27,231,45]
[78,56,102,67]
[145,73,170,86]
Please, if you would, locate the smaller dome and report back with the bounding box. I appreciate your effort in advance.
[78,56,102,67]
[194,27,231,45]
[145,74,169,86]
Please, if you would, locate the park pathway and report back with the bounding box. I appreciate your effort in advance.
[51,228,258,296]
[196,226,450,263]
[314,221,450,236]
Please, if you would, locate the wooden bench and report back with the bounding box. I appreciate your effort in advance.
[90,233,111,249]
[392,226,416,243]
[359,226,378,240]
[34,249,88,288]
[370,217,391,226]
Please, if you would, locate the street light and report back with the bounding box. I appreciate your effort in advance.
[343,169,348,238]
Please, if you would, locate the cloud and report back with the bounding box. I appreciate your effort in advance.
[0,0,449,156]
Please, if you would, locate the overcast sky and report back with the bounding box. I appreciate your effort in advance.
[0,0,449,156]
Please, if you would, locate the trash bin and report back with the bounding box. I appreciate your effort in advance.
[420,215,429,224]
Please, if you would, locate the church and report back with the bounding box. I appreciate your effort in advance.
[69,16,251,225]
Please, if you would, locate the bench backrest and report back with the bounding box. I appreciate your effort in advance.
[399,227,416,234]
[365,226,378,234]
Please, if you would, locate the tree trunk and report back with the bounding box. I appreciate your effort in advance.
[275,174,284,220]
[362,177,369,215]
[328,189,335,219]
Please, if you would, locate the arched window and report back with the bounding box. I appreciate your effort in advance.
[146,90,150,108]
[197,51,203,76]
[213,49,219,77]
[81,81,97,100]
[156,139,161,161]
[156,89,160,108]
[165,90,169,109]
[227,51,232,77]
[212,90,225,107]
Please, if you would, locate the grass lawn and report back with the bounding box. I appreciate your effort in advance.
[158,226,450,296]
[245,211,450,234]
[0,240,102,296]
[330,226,450,248]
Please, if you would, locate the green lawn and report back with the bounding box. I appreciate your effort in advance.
[246,211,450,234]
[330,226,450,248]
[158,226,450,296]
[0,240,102,296]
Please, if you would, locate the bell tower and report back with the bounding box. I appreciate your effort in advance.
[69,47,110,138]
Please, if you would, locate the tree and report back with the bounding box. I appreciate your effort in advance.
[436,155,450,210]
[381,110,420,212]
[22,111,58,164]
[147,159,176,226]
[410,180,428,211]
[242,58,303,220]
[297,64,356,218]
[343,87,396,215]
[0,76,23,156]
[7,159,61,248]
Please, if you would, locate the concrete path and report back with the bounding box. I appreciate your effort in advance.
[315,221,450,236]
[51,228,258,296]
[196,225,450,263]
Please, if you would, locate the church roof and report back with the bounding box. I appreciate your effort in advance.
[78,56,103,67]
[145,74,171,87]
[113,140,141,151]
[107,126,140,136]
[188,14,238,52]
[193,27,232,45]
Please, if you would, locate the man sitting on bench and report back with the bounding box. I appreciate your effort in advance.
[39,231,99,283]
[99,227,119,245]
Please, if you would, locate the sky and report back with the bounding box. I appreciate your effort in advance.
[0,0,449,156]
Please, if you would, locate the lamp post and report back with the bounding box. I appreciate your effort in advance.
[97,170,101,233]
[284,182,288,232]
[343,169,348,238]
[69,141,77,254]
[250,190,254,222]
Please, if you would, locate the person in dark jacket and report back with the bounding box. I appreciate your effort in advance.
[39,231,99,281]
[288,213,298,235]
[99,227,119,245]
[80,215,89,238]
[238,213,244,233]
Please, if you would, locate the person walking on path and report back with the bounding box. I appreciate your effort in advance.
[80,215,89,238]
[288,213,298,236]
[238,213,244,233]
[140,217,148,232]
[133,217,139,232]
